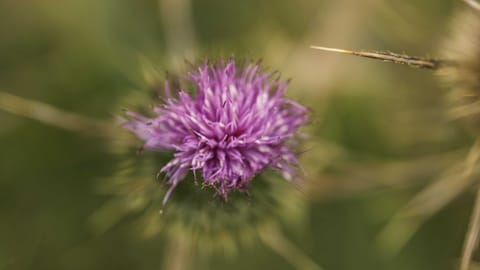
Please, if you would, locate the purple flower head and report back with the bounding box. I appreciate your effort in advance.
[122,58,308,205]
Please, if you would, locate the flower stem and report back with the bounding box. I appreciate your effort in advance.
[259,224,323,270]
[0,91,111,136]
[460,187,480,270]
[464,0,480,11]
[158,0,197,69]
[162,238,193,270]
[377,138,480,256]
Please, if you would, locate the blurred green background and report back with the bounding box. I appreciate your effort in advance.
[0,0,475,269]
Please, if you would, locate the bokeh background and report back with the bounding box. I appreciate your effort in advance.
[0,0,475,269]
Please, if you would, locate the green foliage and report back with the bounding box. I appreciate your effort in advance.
[0,0,472,269]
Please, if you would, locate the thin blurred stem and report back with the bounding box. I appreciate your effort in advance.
[449,101,480,120]
[158,0,197,69]
[460,188,480,270]
[377,139,480,256]
[459,138,480,270]
[464,139,480,178]
[464,0,480,11]
[259,225,323,270]
[310,45,441,70]
[163,238,193,270]
[0,91,111,135]
[307,149,463,201]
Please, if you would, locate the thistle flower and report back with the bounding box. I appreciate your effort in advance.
[122,58,308,205]
[87,59,313,264]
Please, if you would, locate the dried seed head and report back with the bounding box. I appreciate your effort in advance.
[437,7,480,132]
